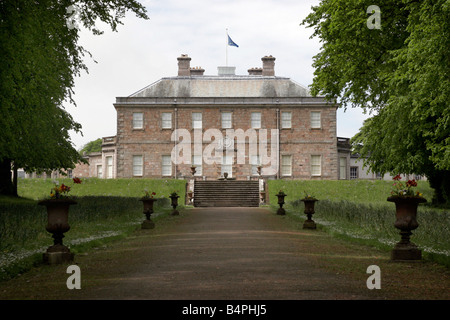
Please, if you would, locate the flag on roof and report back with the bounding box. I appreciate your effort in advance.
[228,35,239,47]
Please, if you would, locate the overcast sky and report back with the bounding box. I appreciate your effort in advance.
[65,0,370,150]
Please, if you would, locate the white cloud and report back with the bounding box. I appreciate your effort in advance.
[66,0,366,150]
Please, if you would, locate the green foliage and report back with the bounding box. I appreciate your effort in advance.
[268,179,434,205]
[0,1,149,194]
[302,0,450,203]
[0,178,185,281]
[267,180,449,266]
[79,138,103,155]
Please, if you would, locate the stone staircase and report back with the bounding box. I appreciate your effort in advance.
[193,180,260,207]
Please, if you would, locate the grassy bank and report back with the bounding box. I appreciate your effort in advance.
[0,178,187,281]
[267,179,450,267]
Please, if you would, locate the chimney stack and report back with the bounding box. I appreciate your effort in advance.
[177,54,191,76]
[248,67,263,76]
[190,66,205,76]
[261,55,276,76]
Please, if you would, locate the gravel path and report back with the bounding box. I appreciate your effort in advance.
[74,207,370,300]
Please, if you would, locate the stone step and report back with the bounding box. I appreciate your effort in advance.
[193,180,260,207]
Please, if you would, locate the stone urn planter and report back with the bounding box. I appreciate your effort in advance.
[276,192,286,215]
[170,194,180,216]
[301,198,318,229]
[190,166,196,176]
[38,199,76,264]
[387,196,427,260]
[223,172,228,180]
[140,198,157,229]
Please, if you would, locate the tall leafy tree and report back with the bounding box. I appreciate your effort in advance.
[302,0,449,204]
[0,0,148,196]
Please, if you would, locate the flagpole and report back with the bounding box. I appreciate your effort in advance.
[226,28,228,66]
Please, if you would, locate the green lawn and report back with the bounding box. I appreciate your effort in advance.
[0,178,187,281]
[1,178,448,282]
[267,179,449,266]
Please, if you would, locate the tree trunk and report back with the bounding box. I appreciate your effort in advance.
[427,170,450,205]
[0,158,16,196]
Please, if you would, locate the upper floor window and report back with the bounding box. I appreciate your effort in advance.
[161,112,172,129]
[132,112,144,129]
[221,112,232,129]
[192,112,202,129]
[251,112,261,129]
[310,111,321,129]
[281,111,292,129]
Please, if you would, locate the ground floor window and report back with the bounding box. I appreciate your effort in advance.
[311,155,321,176]
[132,155,143,176]
[97,165,103,178]
[281,155,292,176]
[251,155,260,176]
[221,155,233,177]
[106,156,113,178]
[339,157,347,180]
[162,155,172,176]
[350,167,358,179]
[192,155,202,176]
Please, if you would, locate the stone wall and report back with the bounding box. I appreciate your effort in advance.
[115,104,338,180]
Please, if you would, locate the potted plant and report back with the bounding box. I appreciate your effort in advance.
[140,190,157,229]
[223,172,228,180]
[190,165,197,176]
[38,177,82,264]
[301,191,318,229]
[276,190,287,215]
[387,174,427,261]
[169,191,180,216]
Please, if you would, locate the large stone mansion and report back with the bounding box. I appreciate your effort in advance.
[65,54,354,181]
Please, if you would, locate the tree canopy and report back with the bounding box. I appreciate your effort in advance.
[79,138,102,155]
[302,0,450,203]
[0,0,148,195]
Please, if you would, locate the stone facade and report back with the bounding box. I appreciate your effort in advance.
[110,54,348,180]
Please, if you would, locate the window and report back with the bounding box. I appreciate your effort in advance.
[192,112,202,129]
[161,112,172,129]
[132,112,144,129]
[67,169,73,179]
[192,155,202,176]
[221,112,232,129]
[311,155,321,176]
[251,112,261,129]
[106,156,113,179]
[310,111,321,129]
[97,165,103,179]
[162,155,172,176]
[251,155,260,176]
[281,112,292,129]
[339,157,347,180]
[281,155,292,176]
[350,167,358,180]
[132,155,143,176]
[221,155,233,177]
